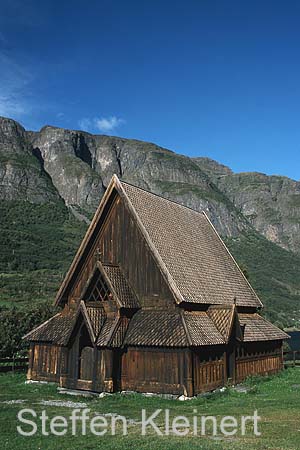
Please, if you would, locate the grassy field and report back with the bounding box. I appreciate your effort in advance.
[0,369,300,449]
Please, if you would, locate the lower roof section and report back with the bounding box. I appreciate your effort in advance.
[238,313,289,342]
[23,307,289,348]
[124,310,188,347]
[124,310,225,347]
[23,311,76,346]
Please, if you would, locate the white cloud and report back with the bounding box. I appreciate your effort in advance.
[78,117,92,131]
[78,116,125,133]
[94,116,125,133]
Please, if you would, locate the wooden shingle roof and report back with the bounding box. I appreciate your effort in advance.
[124,310,188,347]
[238,313,289,342]
[207,305,234,341]
[183,311,225,346]
[96,317,119,346]
[23,312,76,345]
[102,263,139,309]
[82,262,139,309]
[121,181,262,308]
[124,310,225,347]
[85,305,106,338]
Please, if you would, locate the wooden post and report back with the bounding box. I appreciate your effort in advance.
[223,351,227,383]
[184,349,194,397]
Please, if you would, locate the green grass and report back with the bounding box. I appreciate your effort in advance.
[0,152,42,171]
[0,369,300,449]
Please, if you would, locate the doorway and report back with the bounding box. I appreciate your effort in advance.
[78,324,94,381]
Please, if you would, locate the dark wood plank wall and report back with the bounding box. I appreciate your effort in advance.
[29,340,283,393]
[29,343,63,382]
[192,348,225,394]
[60,347,114,392]
[121,347,188,395]
[236,354,282,383]
[235,341,283,383]
[193,358,225,393]
[69,194,174,309]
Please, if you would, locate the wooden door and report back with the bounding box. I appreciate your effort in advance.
[79,346,94,380]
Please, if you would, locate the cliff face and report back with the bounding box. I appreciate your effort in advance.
[0,118,60,203]
[26,124,249,237]
[192,155,300,253]
[1,116,300,254]
[216,172,300,253]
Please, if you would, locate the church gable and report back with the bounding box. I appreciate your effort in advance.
[81,261,139,310]
[65,186,175,310]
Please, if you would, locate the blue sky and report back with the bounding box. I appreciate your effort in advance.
[0,0,300,180]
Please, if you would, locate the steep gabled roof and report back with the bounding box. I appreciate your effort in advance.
[120,181,262,307]
[55,175,262,308]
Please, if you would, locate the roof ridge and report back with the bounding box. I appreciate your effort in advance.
[106,315,122,346]
[226,304,237,342]
[97,261,123,309]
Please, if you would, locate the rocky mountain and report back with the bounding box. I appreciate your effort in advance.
[26,124,249,237]
[0,117,60,203]
[1,116,300,327]
[2,116,300,252]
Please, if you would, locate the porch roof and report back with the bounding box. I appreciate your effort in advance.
[23,312,76,345]
[238,313,289,342]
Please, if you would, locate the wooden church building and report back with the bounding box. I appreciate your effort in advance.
[24,175,288,395]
